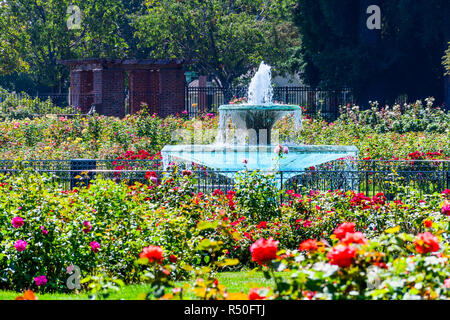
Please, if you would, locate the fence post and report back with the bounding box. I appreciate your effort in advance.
[445,168,450,189]
[70,159,97,190]
[280,171,284,204]
[365,171,369,196]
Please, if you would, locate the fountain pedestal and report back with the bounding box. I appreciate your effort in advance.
[217,104,302,145]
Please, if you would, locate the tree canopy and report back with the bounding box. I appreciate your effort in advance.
[0,0,300,95]
[0,2,29,75]
[0,0,131,93]
[134,0,299,98]
[293,0,449,106]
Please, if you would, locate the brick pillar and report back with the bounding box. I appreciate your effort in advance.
[159,67,186,117]
[129,69,160,115]
[93,68,125,118]
[70,69,93,114]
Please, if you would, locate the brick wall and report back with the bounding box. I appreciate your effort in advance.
[129,69,160,115]
[70,70,93,114]
[159,67,186,117]
[65,60,186,118]
[98,68,125,118]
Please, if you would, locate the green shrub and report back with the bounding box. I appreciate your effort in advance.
[0,88,72,120]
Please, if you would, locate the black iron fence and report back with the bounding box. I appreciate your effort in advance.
[0,92,71,108]
[186,87,353,120]
[1,86,353,120]
[0,159,448,198]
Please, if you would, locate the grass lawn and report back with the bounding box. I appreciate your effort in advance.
[0,271,281,300]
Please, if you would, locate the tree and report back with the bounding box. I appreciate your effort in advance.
[0,0,130,93]
[134,0,300,101]
[0,3,29,75]
[293,0,449,106]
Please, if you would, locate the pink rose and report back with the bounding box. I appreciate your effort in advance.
[40,226,48,235]
[34,275,47,287]
[442,201,450,216]
[14,240,27,252]
[90,241,100,253]
[444,278,450,289]
[82,221,92,233]
[12,217,24,229]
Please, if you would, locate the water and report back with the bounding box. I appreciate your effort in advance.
[216,106,302,145]
[215,62,303,145]
[247,62,274,105]
[162,144,359,176]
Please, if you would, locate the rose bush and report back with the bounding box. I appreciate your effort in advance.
[0,167,449,295]
[0,98,447,161]
[258,224,450,300]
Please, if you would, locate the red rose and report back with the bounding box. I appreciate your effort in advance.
[424,220,433,228]
[248,288,267,300]
[327,244,357,267]
[169,255,178,263]
[413,232,440,254]
[333,222,356,240]
[341,232,368,245]
[250,237,279,265]
[182,170,193,176]
[256,221,268,229]
[212,189,224,197]
[299,239,319,252]
[145,171,157,180]
[140,245,164,263]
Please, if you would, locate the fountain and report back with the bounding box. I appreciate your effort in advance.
[161,62,358,179]
[216,62,302,145]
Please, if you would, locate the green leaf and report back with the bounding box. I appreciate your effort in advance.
[216,259,240,267]
[197,221,219,231]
